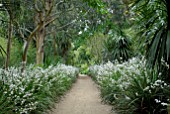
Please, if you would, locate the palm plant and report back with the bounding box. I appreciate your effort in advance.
[113,35,132,62]
[104,33,133,62]
[131,0,170,81]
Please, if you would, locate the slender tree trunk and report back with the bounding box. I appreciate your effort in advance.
[36,28,45,65]
[53,32,57,56]
[5,16,13,69]
[22,41,30,73]
[21,24,42,72]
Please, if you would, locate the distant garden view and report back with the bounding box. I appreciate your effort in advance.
[0,0,170,114]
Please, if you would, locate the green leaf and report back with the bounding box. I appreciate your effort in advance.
[166,30,170,59]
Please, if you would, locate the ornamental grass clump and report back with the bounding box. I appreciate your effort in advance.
[89,57,170,114]
[0,64,79,114]
[114,72,170,114]
[89,57,143,102]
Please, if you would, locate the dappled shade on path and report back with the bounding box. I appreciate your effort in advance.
[50,75,114,114]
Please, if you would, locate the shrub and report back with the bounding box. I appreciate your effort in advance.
[114,71,170,114]
[89,57,170,114]
[0,64,79,114]
[103,34,133,62]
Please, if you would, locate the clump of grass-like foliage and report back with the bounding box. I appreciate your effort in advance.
[89,57,170,114]
[0,64,79,114]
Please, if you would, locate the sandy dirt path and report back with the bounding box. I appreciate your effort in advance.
[49,75,114,114]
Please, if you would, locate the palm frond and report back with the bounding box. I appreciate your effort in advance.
[131,0,169,70]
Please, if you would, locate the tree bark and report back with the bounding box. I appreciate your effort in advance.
[21,24,42,72]
[5,15,13,69]
[35,0,53,65]
[53,32,57,56]
[36,28,45,65]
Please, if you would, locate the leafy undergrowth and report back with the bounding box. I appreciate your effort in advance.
[0,64,79,114]
[89,57,170,114]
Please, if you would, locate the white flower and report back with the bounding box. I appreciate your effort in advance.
[158,73,162,76]
[143,86,149,91]
[135,92,139,96]
[155,99,161,103]
[125,95,131,100]
[78,31,82,35]
[114,94,118,99]
[108,30,112,35]
[161,102,168,106]
[164,83,167,86]
[84,27,87,31]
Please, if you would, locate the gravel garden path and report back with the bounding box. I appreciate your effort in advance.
[50,74,114,114]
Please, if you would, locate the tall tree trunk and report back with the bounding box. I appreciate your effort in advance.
[53,32,57,56]
[36,28,45,65]
[21,24,42,72]
[5,15,13,69]
[35,0,52,65]
[35,10,45,65]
